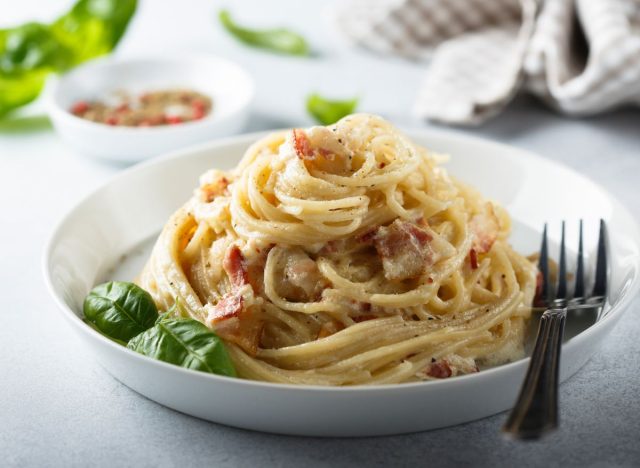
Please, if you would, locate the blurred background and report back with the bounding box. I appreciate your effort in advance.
[1,0,424,130]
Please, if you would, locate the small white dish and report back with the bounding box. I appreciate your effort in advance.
[47,55,254,162]
[43,130,640,436]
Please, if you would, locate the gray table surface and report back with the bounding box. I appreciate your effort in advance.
[1,1,639,466]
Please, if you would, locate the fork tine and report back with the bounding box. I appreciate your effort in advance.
[556,221,567,300]
[592,219,608,298]
[574,220,585,299]
[536,223,551,307]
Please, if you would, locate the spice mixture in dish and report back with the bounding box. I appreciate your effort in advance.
[70,89,212,127]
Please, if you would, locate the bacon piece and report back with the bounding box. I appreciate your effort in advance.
[291,128,351,174]
[210,245,264,354]
[373,220,435,281]
[469,248,479,270]
[209,291,243,322]
[211,299,263,356]
[470,203,500,253]
[207,281,263,356]
[292,128,313,160]
[356,229,377,244]
[405,223,432,244]
[223,245,248,288]
[200,174,229,202]
[425,359,452,379]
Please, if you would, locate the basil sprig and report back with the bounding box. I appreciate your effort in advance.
[83,281,236,378]
[218,9,309,56]
[306,93,358,125]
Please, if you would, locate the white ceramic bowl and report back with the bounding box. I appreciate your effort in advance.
[43,130,640,436]
[47,55,254,162]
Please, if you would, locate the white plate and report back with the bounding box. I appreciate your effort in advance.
[47,55,254,162]
[43,130,640,436]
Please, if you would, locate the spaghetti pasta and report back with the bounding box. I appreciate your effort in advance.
[138,114,537,385]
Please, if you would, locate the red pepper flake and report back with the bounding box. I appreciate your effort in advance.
[469,248,479,270]
[193,107,205,120]
[166,115,182,125]
[71,101,89,115]
[192,99,206,111]
[115,103,129,113]
[192,99,207,119]
[379,162,386,169]
[106,116,118,126]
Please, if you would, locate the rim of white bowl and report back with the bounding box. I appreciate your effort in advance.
[47,54,255,134]
[42,128,640,392]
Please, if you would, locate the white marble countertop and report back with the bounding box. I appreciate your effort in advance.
[1,0,639,466]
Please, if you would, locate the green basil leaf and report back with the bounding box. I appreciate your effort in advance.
[306,93,358,125]
[0,23,72,116]
[51,0,138,65]
[0,0,137,118]
[0,23,73,73]
[0,69,50,117]
[219,10,309,56]
[83,281,158,342]
[127,318,237,377]
[84,319,128,347]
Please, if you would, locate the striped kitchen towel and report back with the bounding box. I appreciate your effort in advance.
[334,0,640,124]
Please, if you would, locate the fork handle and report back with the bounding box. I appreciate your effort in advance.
[502,308,566,439]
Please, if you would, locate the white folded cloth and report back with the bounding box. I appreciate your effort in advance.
[334,0,640,124]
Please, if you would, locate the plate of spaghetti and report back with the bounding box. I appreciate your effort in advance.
[44,114,640,436]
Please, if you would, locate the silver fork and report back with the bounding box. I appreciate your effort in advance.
[502,220,608,440]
